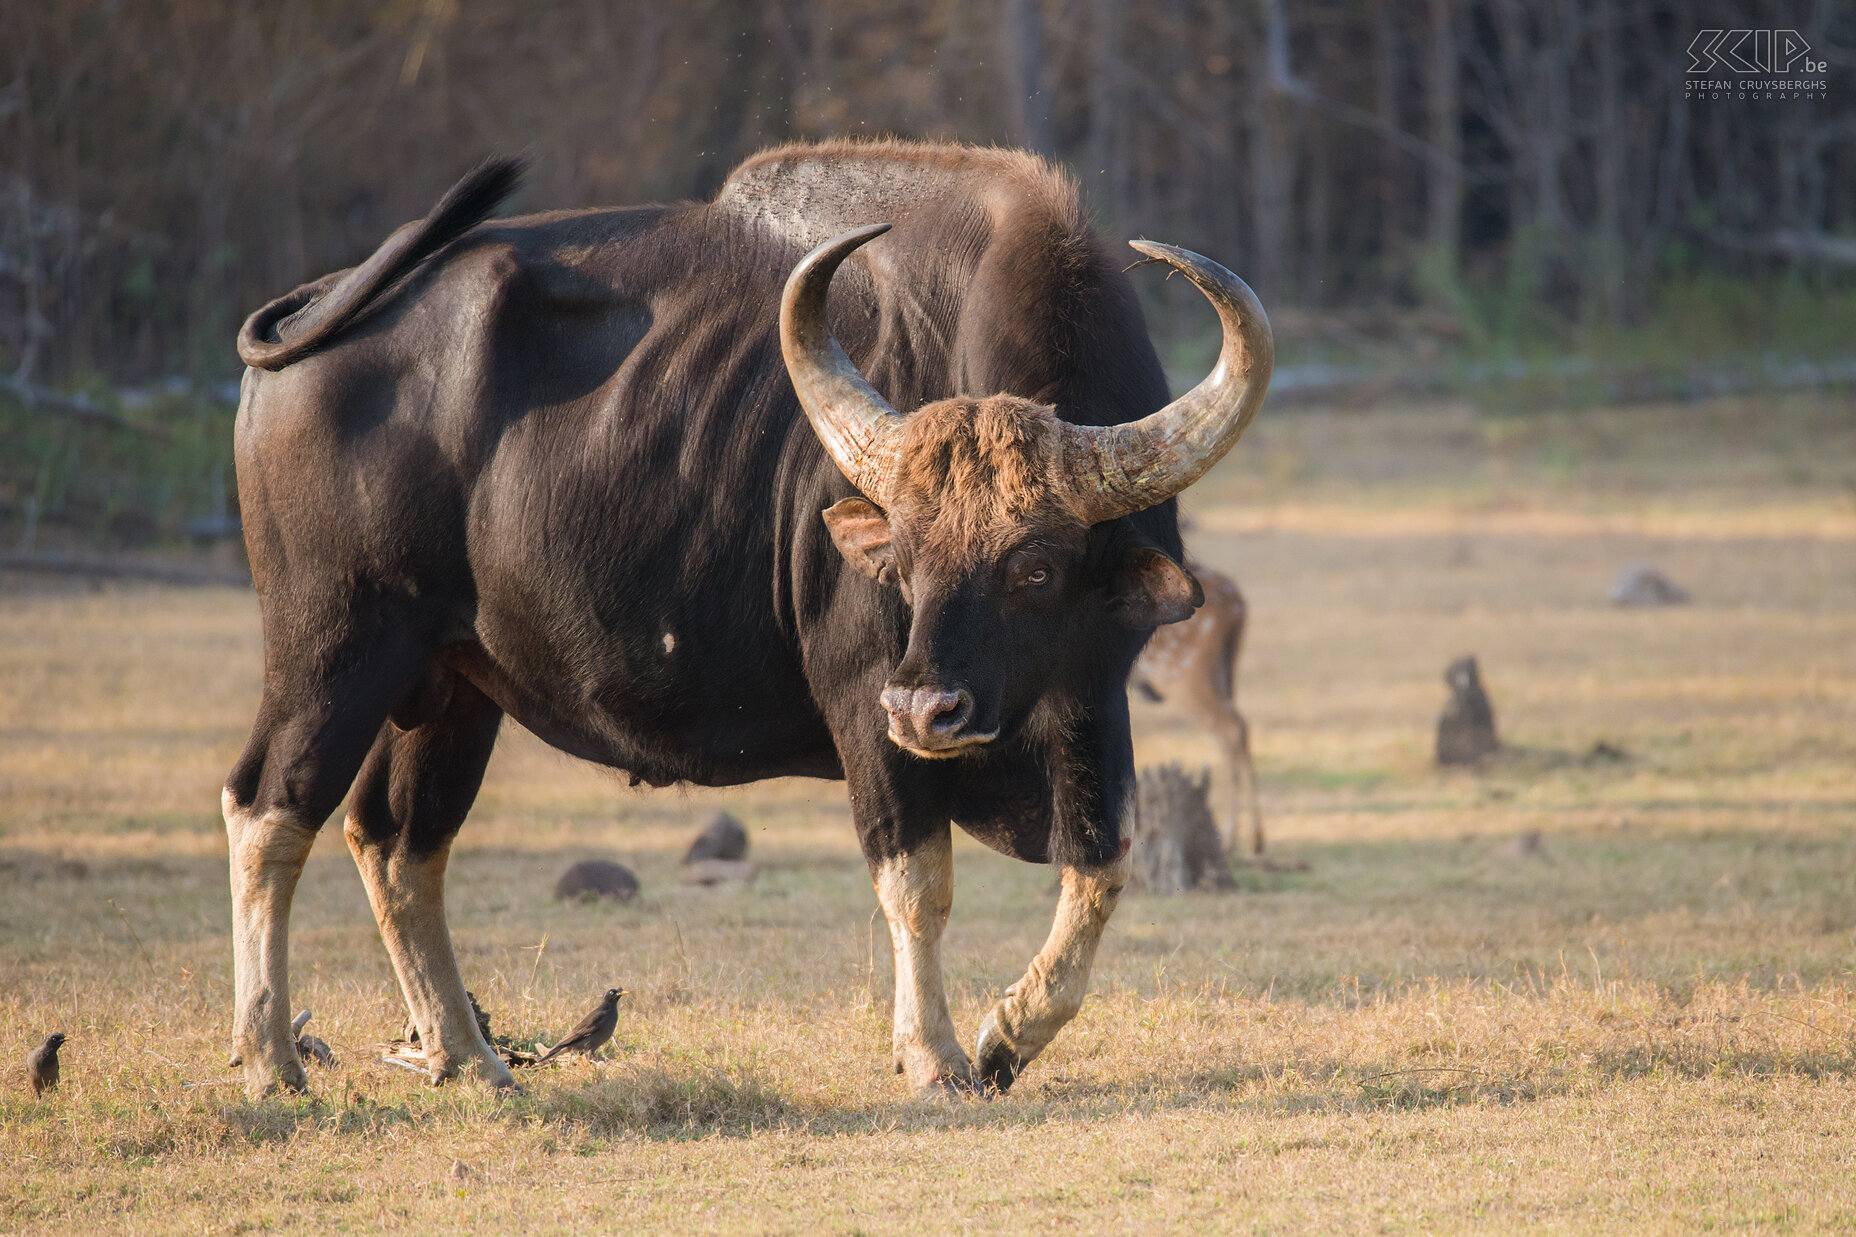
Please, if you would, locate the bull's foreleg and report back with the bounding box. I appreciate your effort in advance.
[974,853,1129,1093]
[224,790,317,1096]
[871,826,975,1094]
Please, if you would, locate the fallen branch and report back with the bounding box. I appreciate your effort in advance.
[374,1054,429,1076]
[0,551,248,587]
[1364,1065,1481,1082]
[0,373,165,437]
[1710,228,1856,266]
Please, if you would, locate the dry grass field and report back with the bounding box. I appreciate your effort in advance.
[3,393,1855,1234]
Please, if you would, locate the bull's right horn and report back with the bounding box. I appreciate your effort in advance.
[1062,242,1273,524]
[779,223,908,507]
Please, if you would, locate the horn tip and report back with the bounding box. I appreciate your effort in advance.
[1127,238,1178,261]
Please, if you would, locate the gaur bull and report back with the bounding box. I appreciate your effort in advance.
[223,141,1272,1098]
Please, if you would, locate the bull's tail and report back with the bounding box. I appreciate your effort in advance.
[236,155,526,371]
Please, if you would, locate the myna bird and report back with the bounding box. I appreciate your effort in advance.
[402,992,493,1047]
[27,1033,65,1096]
[536,988,628,1062]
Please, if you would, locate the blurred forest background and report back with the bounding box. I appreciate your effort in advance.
[1,0,1851,549]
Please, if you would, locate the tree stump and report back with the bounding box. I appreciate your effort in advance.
[1436,655,1500,766]
[1131,763,1232,893]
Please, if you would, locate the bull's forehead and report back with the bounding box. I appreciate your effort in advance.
[889,395,1088,561]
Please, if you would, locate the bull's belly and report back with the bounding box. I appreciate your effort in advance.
[445,635,843,788]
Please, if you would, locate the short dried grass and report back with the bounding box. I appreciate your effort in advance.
[3,393,1855,1233]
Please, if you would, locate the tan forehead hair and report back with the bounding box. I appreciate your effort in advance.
[889,395,1084,558]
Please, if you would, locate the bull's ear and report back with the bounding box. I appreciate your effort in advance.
[822,498,899,585]
[1106,546,1202,627]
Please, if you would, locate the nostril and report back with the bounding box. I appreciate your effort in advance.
[922,688,971,735]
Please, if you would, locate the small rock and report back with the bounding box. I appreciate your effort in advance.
[683,812,749,864]
[298,1034,335,1067]
[1498,830,1545,860]
[554,859,640,902]
[681,858,758,886]
[291,1011,335,1067]
[1584,740,1630,764]
[1609,564,1689,607]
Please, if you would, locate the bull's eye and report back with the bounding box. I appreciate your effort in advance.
[1012,564,1053,592]
[1006,549,1060,594]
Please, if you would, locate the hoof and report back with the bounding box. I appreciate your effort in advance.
[422,1047,516,1091]
[243,1062,309,1100]
[974,1014,1021,1095]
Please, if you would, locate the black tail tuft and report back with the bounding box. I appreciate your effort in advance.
[238,154,528,370]
[421,155,529,259]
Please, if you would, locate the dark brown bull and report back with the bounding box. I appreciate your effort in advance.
[221,142,1272,1098]
[1132,565,1263,855]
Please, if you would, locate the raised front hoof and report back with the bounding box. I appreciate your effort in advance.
[974,1014,1024,1095]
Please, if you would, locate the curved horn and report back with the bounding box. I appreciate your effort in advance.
[779,223,908,506]
[1063,242,1273,524]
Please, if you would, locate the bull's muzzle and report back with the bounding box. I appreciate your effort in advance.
[880,684,996,757]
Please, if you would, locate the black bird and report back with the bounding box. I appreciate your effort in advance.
[536,989,628,1062]
[27,1033,65,1097]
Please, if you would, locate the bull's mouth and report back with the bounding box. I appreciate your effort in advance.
[886,720,999,759]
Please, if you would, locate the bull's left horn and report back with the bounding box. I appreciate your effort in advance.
[1062,242,1273,524]
[780,223,907,507]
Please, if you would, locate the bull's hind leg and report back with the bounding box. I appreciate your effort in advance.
[974,853,1129,1093]
[868,825,975,1094]
[343,677,513,1087]
[222,629,425,1098]
[223,788,318,1096]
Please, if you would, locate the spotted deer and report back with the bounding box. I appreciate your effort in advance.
[1132,564,1264,856]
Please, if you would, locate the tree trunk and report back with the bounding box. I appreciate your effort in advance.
[1004,0,1054,156]
[1424,0,1462,274]
[1592,0,1625,322]
[1250,0,1294,299]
